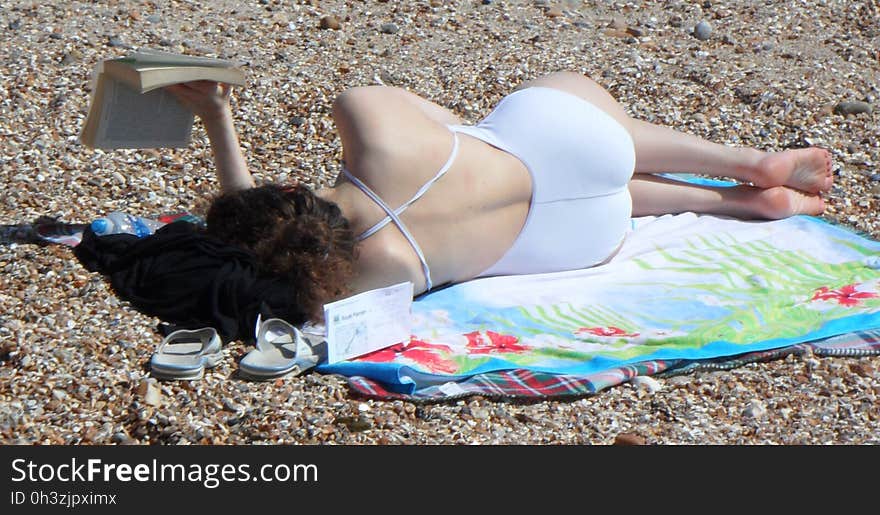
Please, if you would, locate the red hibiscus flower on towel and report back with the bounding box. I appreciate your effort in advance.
[811,284,879,307]
[464,330,530,355]
[357,337,458,374]
[574,326,640,338]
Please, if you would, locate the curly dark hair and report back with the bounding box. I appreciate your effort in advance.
[205,183,357,323]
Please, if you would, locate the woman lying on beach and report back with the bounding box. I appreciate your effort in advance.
[167,72,833,322]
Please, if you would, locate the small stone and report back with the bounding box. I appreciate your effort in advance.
[471,407,490,420]
[850,363,875,377]
[380,22,399,34]
[631,375,662,393]
[290,116,306,127]
[379,69,397,85]
[145,389,162,407]
[514,412,534,424]
[834,101,873,116]
[51,389,68,401]
[742,400,767,419]
[336,415,372,432]
[694,21,712,41]
[8,19,21,30]
[136,379,150,396]
[610,16,627,31]
[545,6,563,18]
[482,0,493,4]
[603,28,629,38]
[614,433,646,445]
[626,26,644,37]
[222,397,242,412]
[666,375,692,387]
[146,14,161,24]
[60,50,82,65]
[319,15,341,30]
[82,426,99,443]
[107,36,125,48]
[111,432,134,444]
[138,379,162,407]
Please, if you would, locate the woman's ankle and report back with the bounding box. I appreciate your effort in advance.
[731,147,768,185]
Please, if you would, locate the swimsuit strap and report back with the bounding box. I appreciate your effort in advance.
[343,172,434,290]
[342,131,461,291]
[345,132,459,240]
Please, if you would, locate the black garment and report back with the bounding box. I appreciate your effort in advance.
[73,221,299,344]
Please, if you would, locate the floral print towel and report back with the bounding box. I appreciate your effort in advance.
[319,212,880,394]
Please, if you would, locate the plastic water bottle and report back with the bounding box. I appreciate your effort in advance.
[90,211,166,238]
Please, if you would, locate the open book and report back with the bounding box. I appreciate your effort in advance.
[79,49,246,149]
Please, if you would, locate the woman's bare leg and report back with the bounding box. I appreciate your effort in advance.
[628,174,825,219]
[517,72,834,193]
[628,119,833,193]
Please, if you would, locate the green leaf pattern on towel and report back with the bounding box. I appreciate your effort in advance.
[510,235,880,363]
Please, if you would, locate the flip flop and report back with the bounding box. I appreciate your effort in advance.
[150,327,223,380]
[239,317,318,380]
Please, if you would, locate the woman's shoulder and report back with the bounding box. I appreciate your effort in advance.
[333,86,450,147]
[333,89,455,183]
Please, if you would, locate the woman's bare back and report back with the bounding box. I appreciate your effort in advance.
[320,86,532,294]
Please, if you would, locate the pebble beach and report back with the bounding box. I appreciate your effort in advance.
[1,0,879,445]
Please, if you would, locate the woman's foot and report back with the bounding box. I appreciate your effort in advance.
[749,185,826,219]
[751,147,834,193]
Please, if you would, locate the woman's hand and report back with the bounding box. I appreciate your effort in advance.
[165,80,232,122]
[166,81,253,192]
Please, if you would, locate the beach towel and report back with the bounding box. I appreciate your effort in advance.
[319,211,880,398]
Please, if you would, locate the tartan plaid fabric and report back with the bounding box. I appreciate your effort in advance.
[345,329,880,402]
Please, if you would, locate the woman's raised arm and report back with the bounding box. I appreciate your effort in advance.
[165,81,255,193]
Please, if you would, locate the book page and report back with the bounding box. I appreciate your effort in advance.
[127,48,240,68]
[93,77,194,149]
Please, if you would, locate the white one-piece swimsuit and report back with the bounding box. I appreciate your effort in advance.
[344,86,636,290]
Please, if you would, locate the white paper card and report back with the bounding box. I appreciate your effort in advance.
[324,281,413,364]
